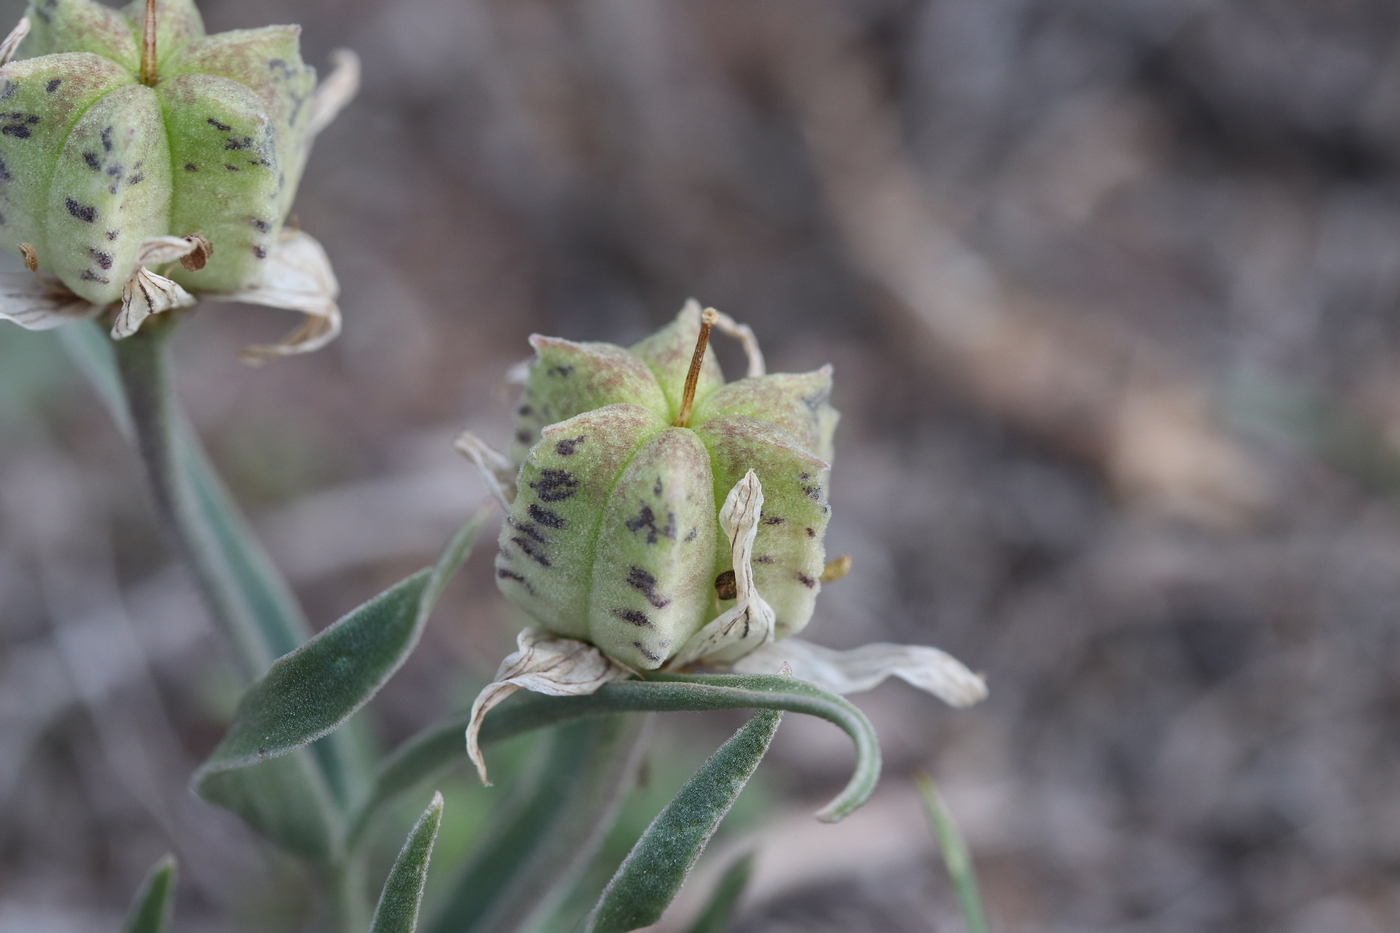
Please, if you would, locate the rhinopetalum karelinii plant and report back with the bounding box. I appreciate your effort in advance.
[6,5,993,931]
[460,301,988,781]
[0,0,357,359]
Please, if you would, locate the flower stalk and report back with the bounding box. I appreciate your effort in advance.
[109,316,309,677]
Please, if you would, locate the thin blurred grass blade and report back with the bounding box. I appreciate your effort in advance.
[587,709,782,933]
[370,792,445,933]
[122,854,177,933]
[685,851,755,933]
[916,772,989,933]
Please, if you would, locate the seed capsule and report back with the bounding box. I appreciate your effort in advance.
[0,0,318,304]
[495,302,839,670]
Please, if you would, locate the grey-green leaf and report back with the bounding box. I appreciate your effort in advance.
[356,672,878,835]
[426,715,650,933]
[197,753,343,863]
[686,851,755,933]
[122,854,177,933]
[194,508,490,779]
[370,792,445,933]
[587,709,781,933]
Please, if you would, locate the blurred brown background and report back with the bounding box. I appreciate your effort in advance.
[5,0,1400,930]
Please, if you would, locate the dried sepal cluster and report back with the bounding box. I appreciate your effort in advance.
[0,0,357,357]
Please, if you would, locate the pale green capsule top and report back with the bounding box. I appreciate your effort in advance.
[496,305,839,670]
[0,0,316,303]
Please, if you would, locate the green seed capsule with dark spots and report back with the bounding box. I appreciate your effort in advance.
[495,303,839,671]
[0,0,317,303]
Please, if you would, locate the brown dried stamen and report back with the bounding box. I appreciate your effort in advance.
[673,307,718,428]
[19,242,37,273]
[179,233,213,271]
[139,0,158,87]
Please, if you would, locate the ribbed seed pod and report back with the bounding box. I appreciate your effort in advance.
[495,303,839,671]
[0,0,316,303]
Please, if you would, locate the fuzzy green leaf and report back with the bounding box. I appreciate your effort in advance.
[588,709,781,933]
[685,852,754,933]
[356,672,878,836]
[369,792,444,933]
[197,752,342,863]
[195,508,489,778]
[121,854,177,933]
[427,715,650,933]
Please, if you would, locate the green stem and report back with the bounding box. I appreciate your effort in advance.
[109,319,305,676]
[102,319,358,826]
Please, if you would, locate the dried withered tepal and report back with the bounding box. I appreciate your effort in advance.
[0,0,358,359]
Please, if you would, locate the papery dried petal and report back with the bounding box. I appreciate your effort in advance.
[113,264,193,338]
[465,628,631,784]
[306,49,359,138]
[133,233,204,267]
[223,230,340,362]
[0,272,96,329]
[708,307,765,378]
[730,638,988,707]
[667,470,774,668]
[454,430,515,509]
[695,415,830,639]
[0,17,30,67]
